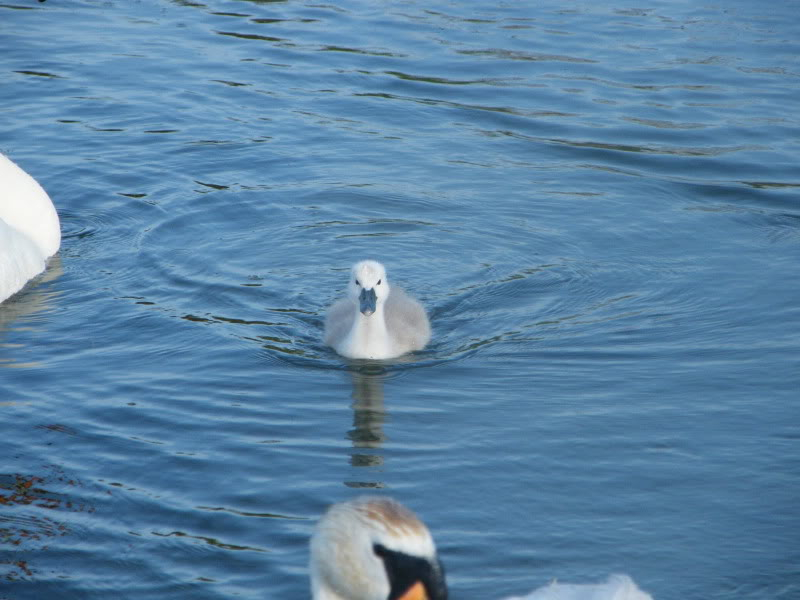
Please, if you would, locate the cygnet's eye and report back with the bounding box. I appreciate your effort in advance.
[377,279,382,285]
[355,279,360,286]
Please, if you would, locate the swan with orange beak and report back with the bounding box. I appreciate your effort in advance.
[311,497,447,600]
[310,497,654,600]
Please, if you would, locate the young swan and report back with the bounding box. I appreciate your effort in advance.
[324,261,430,360]
[310,497,448,600]
[0,154,61,303]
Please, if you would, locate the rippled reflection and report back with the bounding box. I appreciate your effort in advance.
[344,364,387,488]
[0,257,63,369]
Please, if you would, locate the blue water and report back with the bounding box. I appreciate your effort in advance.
[2,1,799,599]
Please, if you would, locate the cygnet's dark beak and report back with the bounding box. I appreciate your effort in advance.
[359,287,377,316]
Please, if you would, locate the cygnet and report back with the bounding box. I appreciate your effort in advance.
[324,260,430,360]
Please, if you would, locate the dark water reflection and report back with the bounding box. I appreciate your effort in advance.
[347,365,387,477]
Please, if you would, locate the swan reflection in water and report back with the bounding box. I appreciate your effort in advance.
[1,254,63,371]
[345,363,389,485]
[342,354,422,487]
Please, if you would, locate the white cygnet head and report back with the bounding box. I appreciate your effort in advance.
[349,260,391,317]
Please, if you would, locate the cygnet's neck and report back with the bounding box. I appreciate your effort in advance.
[343,304,392,359]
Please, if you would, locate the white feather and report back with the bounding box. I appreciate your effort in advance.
[0,154,60,303]
[505,574,653,600]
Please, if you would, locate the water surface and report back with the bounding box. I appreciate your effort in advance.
[1,1,798,599]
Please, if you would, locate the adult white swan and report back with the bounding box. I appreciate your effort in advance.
[311,497,446,600]
[0,154,60,303]
[310,497,654,600]
[324,261,430,360]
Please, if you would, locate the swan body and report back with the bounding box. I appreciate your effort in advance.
[311,497,653,600]
[311,497,447,600]
[324,261,430,360]
[0,154,60,303]
[506,574,653,600]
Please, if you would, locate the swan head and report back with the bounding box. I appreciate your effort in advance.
[310,497,448,600]
[349,261,390,317]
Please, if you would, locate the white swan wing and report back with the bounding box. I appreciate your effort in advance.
[0,219,47,302]
[0,154,60,258]
[0,154,60,303]
[324,296,357,348]
[505,574,653,600]
[385,287,430,352]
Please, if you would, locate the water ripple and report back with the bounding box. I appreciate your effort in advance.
[2,1,798,599]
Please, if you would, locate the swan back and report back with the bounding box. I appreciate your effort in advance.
[0,154,60,259]
[311,497,447,600]
[0,154,60,302]
[506,574,653,600]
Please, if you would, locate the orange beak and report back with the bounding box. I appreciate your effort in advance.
[398,581,427,600]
